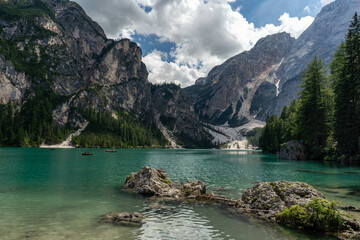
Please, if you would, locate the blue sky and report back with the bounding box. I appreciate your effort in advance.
[231,0,321,26]
[75,0,334,86]
[133,0,323,57]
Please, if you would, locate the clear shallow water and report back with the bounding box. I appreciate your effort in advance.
[0,148,359,240]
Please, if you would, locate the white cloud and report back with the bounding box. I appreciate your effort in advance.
[74,0,314,87]
[144,50,203,87]
[320,0,336,7]
[274,13,314,39]
[304,6,311,14]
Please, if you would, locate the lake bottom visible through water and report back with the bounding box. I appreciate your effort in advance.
[0,148,359,239]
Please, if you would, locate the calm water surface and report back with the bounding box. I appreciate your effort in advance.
[0,148,359,239]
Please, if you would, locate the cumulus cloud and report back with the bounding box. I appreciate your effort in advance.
[320,0,336,7]
[74,0,314,87]
[272,13,314,39]
[304,6,311,14]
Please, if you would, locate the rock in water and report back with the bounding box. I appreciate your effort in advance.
[240,181,324,220]
[125,167,182,197]
[343,206,360,212]
[124,166,206,198]
[103,212,145,226]
[278,140,306,161]
[178,180,207,197]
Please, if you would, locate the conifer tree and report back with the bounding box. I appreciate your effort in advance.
[259,115,284,153]
[296,56,329,159]
[282,99,298,142]
[333,12,360,155]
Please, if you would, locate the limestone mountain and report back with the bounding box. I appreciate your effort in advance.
[185,0,360,145]
[185,32,294,128]
[257,0,360,119]
[0,0,211,147]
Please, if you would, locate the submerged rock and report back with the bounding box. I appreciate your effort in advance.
[240,181,324,220]
[125,166,206,198]
[145,204,179,215]
[278,140,306,161]
[343,206,360,212]
[177,180,207,198]
[103,212,145,226]
[296,169,340,175]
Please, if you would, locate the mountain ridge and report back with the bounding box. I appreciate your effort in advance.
[1,0,359,148]
[185,32,294,128]
[185,0,360,146]
[0,0,211,148]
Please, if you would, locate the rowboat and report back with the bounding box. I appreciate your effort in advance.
[82,152,94,156]
[105,150,117,153]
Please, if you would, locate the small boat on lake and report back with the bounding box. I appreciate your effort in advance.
[50,148,56,151]
[105,150,117,153]
[82,152,94,156]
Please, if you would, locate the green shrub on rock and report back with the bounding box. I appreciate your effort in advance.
[276,198,351,232]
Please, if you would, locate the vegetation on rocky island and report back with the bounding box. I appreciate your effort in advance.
[276,198,353,232]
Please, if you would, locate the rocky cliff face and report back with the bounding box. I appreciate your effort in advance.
[185,32,294,127]
[74,39,152,115]
[0,0,210,147]
[0,0,111,96]
[151,84,210,147]
[0,54,28,104]
[257,0,360,119]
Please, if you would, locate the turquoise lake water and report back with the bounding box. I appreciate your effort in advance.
[0,148,359,240]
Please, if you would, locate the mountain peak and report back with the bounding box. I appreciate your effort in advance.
[254,32,293,48]
[320,0,359,15]
[185,32,294,128]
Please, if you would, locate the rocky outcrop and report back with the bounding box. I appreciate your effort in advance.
[0,54,29,104]
[177,180,207,197]
[125,167,182,197]
[240,181,324,220]
[90,40,147,86]
[278,140,306,161]
[71,38,153,116]
[239,181,359,233]
[125,167,206,198]
[102,212,145,226]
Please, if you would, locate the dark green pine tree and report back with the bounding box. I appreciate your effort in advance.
[281,99,298,142]
[333,12,360,155]
[259,115,284,153]
[296,56,329,159]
